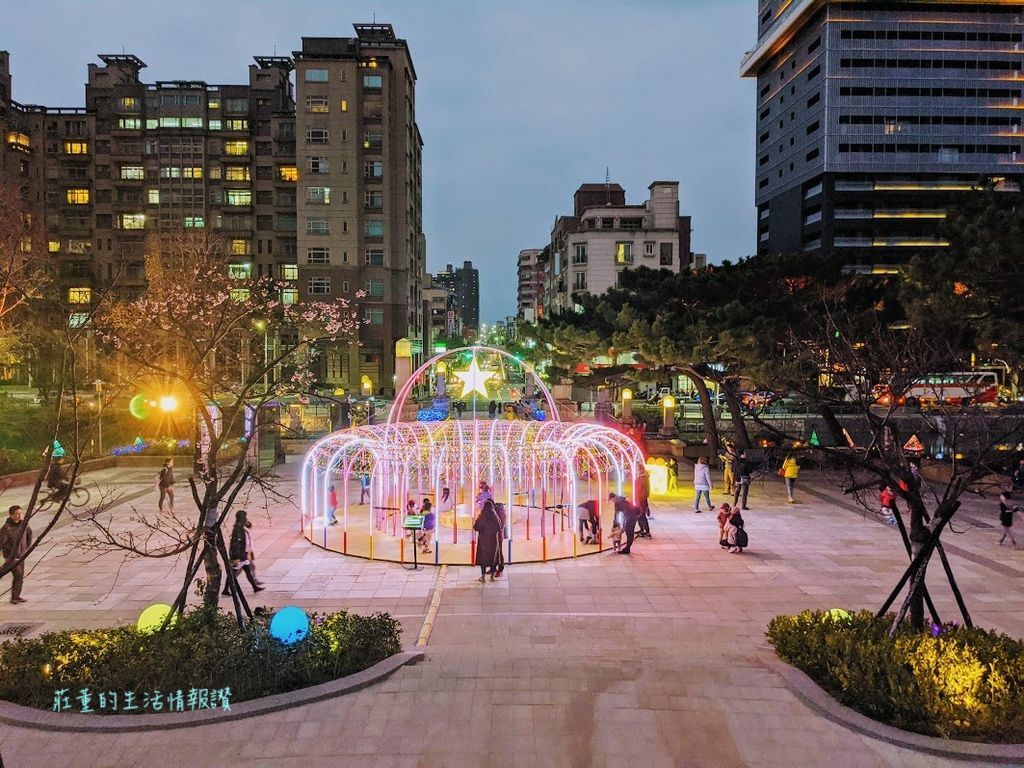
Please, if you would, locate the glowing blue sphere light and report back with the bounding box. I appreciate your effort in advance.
[269,606,310,645]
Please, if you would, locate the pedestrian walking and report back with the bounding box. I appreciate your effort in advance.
[609,493,641,554]
[724,510,748,554]
[476,481,493,508]
[717,503,733,549]
[667,458,678,493]
[224,510,264,596]
[636,470,652,536]
[780,453,799,504]
[327,484,339,525]
[359,473,371,504]
[157,458,175,512]
[999,492,1019,549]
[494,501,508,576]
[693,456,713,513]
[576,401,583,416]
[473,499,503,582]
[733,451,752,510]
[1,505,31,603]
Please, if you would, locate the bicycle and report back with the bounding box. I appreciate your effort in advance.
[43,482,91,509]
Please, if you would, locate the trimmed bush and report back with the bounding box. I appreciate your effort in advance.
[767,610,1024,742]
[0,607,402,713]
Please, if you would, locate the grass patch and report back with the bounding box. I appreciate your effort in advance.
[0,607,402,713]
[767,610,1024,743]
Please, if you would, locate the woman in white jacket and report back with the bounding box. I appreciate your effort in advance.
[693,456,713,513]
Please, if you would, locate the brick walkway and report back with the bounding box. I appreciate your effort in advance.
[1,462,1021,767]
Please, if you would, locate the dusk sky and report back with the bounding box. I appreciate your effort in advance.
[5,0,756,323]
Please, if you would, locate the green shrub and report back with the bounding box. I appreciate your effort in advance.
[0,607,402,713]
[767,610,1024,742]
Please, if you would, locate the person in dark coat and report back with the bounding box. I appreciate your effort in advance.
[609,493,641,554]
[1,505,31,603]
[157,458,175,512]
[224,509,264,596]
[473,499,503,582]
[635,470,652,536]
[493,501,508,576]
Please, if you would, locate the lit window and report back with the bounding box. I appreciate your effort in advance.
[208,166,222,179]
[67,287,92,304]
[229,288,251,302]
[364,248,384,266]
[363,75,383,89]
[305,68,329,82]
[278,165,299,181]
[159,117,181,128]
[225,165,250,181]
[363,131,382,150]
[226,189,252,206]
[281,288,298,305]
[160,167,181,178]
[182,117,204,129]
[224,141,249,156]
[208,119,222,130]
[615,242,634,264]
[224,118,248,131]
[208,98,220,110]
[340,99,349,112]
[230,239,248,256]
[307,247,330,264]
[147,189,160,204]
[119,96,138,111]
[308,276,331,295]
[66,188,90,205]
[366,279,385,298]
[68,312,90,328]
[64,141,88,154]
[306,218,330,235]
[118,118,142,130]
[307,186,331,204]
[365,220,384,237]
[281,263,298,280]
[48,240,61,253]
[364,308,384,324]
[119,214,145,230]
[183,216,204,228]
[305,96,329,113]
[228,263,252,279]
[306,129,329,144]
[146,119,158,130]
[183,166,203,179]
[6,132,30,150]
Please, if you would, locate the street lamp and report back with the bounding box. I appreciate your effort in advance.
[159,395,179,412]
[661,395,676,436]
[621,387,633,424]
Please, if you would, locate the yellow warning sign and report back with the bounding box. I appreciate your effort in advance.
[903,434,925,453]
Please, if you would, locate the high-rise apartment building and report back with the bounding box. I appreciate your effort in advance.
[434,260,479,332]
[293,27,425,394]
[0,22,423,395]
[741,1,1024,270]
[545,181,693,314]
[516,248,544,322]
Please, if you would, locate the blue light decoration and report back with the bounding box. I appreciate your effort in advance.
[531,408,547,421]
[269,606,310,645]
[417,407,448,422]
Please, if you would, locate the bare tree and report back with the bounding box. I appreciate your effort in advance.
[752,308,1024,633]
[80,230,360,624]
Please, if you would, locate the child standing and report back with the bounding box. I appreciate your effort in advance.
[717,503,733,549]
[327,484,339,525]
[999,492,1019,549]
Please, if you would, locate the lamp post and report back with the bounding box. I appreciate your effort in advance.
[661,395,676,436]
[621,387,633,424]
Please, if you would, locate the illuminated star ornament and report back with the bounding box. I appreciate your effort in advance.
[454,356,496,399]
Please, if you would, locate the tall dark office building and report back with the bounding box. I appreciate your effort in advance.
[434,260,479,332]
[741,1,1024,271]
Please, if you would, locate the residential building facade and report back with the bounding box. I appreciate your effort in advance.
[545,181,694,314]
[741,0,1024,270]
[0,22,423,395]
[433,260,479,333]
[516,248,544,322]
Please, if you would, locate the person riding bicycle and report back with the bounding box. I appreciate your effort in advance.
[46,458,72,501]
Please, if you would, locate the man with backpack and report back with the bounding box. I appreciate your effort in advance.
[609,493,641,554]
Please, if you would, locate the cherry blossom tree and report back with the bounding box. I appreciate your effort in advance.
[84,230,361,620]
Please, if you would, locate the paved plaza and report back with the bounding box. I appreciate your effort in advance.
[1,461,1023,767]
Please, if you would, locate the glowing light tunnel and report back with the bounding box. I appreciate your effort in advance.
[301,345,645,565]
